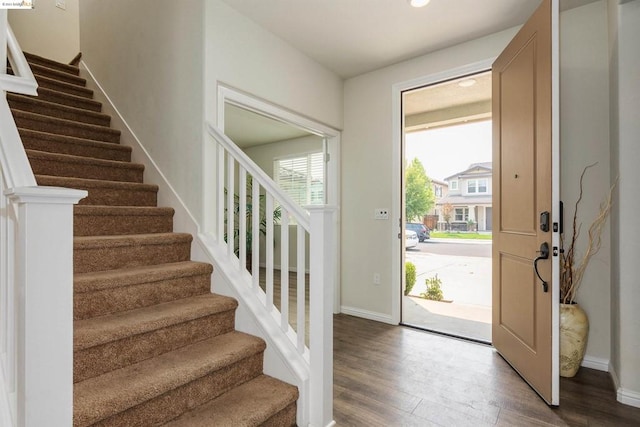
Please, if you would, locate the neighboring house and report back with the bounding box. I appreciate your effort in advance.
[424,178,447,230]
[437,162,492,231]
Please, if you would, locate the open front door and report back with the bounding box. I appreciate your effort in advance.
[492,0,559,405]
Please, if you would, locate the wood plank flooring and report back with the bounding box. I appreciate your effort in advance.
[333,314,640,426]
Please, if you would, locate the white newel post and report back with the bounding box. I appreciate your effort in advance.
[0,10,7,72]
[307,206,337,427]
[6,186,86,427]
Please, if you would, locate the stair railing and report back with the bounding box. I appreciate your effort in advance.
[0,12,86,427]
[206,122,336,427]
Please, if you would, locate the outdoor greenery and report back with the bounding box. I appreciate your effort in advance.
[441,203,454,230]
[405,262,416,296]
[405,158,435,222]
[421,274,444,301]
[430,231,492,240]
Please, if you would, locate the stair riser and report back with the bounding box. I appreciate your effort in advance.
[36,88,102,112]
[76,185,157,207]
[8,64,85,86]
[74,274,210,320]
[74,213,173,236]
[74,311,235,383]
[263,403,297,427]
[26,54,80,75]
[34,67,86,86]
[74,240,191,273]
[82,353,264,427]
[28,156,143,183]
[8,96,110,126]
[35,75,93,99]
[14,114,120,143]
[20,132,131,162]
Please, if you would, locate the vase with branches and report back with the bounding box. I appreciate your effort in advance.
[558,162,616,377]
[560,163,616,304]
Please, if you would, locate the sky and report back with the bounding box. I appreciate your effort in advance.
[405,120,492,182]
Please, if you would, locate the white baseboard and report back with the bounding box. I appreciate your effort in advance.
[617,387,640,408]
[340,306,395,325]
[581,355,610,372]
[607,362,640,408]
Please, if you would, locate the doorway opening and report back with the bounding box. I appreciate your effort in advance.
[401,71,493,343]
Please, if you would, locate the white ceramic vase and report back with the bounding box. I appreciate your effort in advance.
[560,303,589,378]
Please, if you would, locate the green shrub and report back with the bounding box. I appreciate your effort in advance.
[421,274,444,301]
[405,262,416,296]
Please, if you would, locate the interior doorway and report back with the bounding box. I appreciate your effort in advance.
[400,71,493,343]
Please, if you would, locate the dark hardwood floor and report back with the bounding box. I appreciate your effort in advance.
[333,314,640,426]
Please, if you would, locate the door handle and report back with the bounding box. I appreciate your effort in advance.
[534,242,549,292]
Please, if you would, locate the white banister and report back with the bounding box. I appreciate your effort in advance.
[206,122,336,426]
[7,187,86,427]
[308,206,337,427]
[0,18,87,427]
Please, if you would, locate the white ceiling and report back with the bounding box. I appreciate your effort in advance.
[222,0,598,79]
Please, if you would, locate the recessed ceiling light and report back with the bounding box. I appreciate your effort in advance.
[409,0,431,8]
[458,78,477,88]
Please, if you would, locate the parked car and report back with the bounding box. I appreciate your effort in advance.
[405,230,419,249]
[406,223,430,242]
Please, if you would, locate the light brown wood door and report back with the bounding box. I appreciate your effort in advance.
[492,0,559,405]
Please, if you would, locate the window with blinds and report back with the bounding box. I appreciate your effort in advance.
[275,152,324,207]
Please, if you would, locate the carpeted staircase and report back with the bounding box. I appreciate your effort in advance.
[7,52,298,426]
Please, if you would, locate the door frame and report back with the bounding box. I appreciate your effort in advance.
[391,59,494,325]
[209,84,342,314]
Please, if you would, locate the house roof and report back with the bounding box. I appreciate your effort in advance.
[444,162,492,181]
[436,195,492,206]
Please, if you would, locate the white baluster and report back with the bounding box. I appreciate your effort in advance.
[296,226,305,354]
[226,155,235,259]
[238,167,247,271]
[280,210,289,332]
[252,181,260,290]
[216,145,225,244]
[265,194,274,312]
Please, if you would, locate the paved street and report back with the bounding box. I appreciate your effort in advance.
[408,237,492,257]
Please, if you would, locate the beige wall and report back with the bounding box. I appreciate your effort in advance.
[9,0,79,63]
[204,1,343,131]
[609,0,640,400]
[560,0,612,368]
[79,0,205,223]
[341,28,517,320]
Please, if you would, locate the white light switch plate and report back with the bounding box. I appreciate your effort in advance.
[374,209,389,220]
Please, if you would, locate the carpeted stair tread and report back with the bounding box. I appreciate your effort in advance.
[163,375,298,427]
[20,128,131,162]
[26,149,144,183]
[8,62,86,86]
[75,261,210,294]
[74,233,192,273]
[74,293,237,350]
[24,51,80,75]
[13,110,120,143]
[35,175,158,206]
[73,332,266,427]
[74,294,238,381]
[36,86,102,112]
[74,205,174,236]
[33,73,93,98]
[8,93,110,126]
[73,261,212,320]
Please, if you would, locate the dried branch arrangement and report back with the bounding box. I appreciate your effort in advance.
[560,163,617,304]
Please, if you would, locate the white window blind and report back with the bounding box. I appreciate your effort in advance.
[275,152,324,207]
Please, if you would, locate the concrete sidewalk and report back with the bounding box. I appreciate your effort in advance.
[404,249,492,342]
